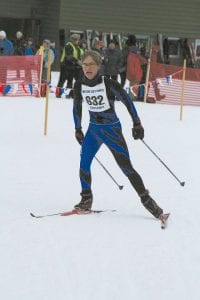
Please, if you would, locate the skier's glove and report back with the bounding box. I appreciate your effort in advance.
[75,128,84,145]
[132,119,144,140]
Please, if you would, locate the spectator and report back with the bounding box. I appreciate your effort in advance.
[0,30,14,56]
[13,31,26,55]
[118,35,138,89]
[25,37,36,55]
[163,38,170,64]
[79,39,88,57]
[126,35,147,100]
[56,33,82,98]
[151,44,162,63]
[37,39,55,81]
[181,38,194,68]
[50,41,56,58]
[104,40,123,81]
[126,34,136,47]
[119,44,128,88]
[0,30,14,87]
[92,39,106,75]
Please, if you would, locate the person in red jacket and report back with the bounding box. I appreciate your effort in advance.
[126,49,147,98]
[125,35,147,99]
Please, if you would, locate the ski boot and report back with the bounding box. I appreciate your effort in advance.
[140,190,163,219]
[40,83,47,97]
[74,190,93,210]
[55,87,62,98]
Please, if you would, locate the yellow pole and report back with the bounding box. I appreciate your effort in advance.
[180,59,186,121]
[44,50,51,135]
[38,46,44,97]
[144,58,151,103]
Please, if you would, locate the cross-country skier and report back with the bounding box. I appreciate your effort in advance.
[73,50,165,220]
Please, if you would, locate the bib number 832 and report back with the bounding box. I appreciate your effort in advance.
[86,95,104,106]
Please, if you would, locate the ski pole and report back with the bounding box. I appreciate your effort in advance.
[141,140,185,187]
[94,156,124,190]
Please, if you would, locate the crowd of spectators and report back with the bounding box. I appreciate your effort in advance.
[56,33,147,100]
[0,29,56,92]
[0,29,148,100]
[0,30,37,56]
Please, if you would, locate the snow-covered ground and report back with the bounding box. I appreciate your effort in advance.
[0,74,200,300]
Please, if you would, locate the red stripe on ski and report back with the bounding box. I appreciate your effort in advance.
[61,209,94,216]
[61,209,115,216]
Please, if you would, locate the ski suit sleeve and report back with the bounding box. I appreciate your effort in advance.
[108,79,140,123]
[73,81,83,129]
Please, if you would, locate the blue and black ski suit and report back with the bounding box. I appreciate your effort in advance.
[73,74,164,218]
[73,74,148,197]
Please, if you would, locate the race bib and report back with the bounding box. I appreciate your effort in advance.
[81,79,110,112]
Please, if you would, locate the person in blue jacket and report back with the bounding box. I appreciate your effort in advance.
[0,31,14,56]
[25,38,36,55]
[73,50,165,220]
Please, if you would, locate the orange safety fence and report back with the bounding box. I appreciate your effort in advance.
[0,55,42,97]
[147,61,200,106]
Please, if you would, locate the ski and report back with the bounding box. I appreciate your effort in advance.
[30,209,116,219]
[159,213,170,229]
[30,212,62,218]
[30,210,170,228]
[61,209,116,217]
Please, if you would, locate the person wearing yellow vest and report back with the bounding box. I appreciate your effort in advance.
[79,39,88,57]
[56,34,82,98]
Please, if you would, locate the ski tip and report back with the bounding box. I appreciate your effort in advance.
[165,212,170,218]
[30,212,42,218]
[160,212,170,229]
[160,212,170,219]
